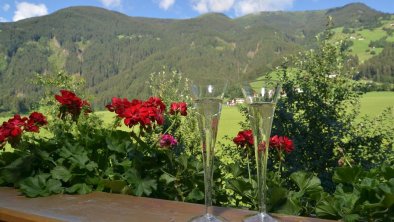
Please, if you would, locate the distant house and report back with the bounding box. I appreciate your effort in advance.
[227,98,245,106]
[328,74,337,78]
[236,98,245,104]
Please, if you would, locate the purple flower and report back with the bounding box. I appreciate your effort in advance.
[159,134,178,148]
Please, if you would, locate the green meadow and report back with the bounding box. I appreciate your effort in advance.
[358,91,394,117]
[219,91,394,142]
[1,91,393,145]
[332,16,394,62]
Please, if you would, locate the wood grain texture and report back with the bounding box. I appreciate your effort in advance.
[0,188,336,222]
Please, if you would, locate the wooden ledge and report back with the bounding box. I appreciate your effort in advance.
[0,187,335,222]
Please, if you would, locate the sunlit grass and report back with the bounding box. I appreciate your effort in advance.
[331,17,394,62]
[1,92,393,146]
[358,91,394,117]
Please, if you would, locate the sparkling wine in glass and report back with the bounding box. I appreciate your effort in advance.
[241,79,282,222]
[189,82,227,222]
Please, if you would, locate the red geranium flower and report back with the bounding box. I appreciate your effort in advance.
[106,96,166,129]
[0,112,47,148]
[170,102,187,116]
[25,112,48,132]
[106,97,134,116]
[55,90,91,120]
[4,115,27,137]
[146,97,166,113]
[270,135,294,153]
[28,112,48,126]
[233,130,254,148]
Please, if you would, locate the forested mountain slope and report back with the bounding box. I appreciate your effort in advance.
[0,3,392,112]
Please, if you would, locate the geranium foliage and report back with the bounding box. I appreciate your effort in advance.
[0,39,392,222]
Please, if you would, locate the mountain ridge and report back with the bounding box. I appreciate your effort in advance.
[0,3,392,113]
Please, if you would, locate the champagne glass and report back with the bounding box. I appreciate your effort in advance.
[241,79,281,222]
[189,81,228,222]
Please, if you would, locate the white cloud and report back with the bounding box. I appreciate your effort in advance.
[0,17,8,22]
[235,0,294,16]
[192,0,235,13]
[13,2,48,21]
[2,3,10,11]
[159,0,176,10]
[100,0,122,8]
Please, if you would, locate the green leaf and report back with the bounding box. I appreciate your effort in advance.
[177,154,188,171]
[118,160,132,170]
[65,183,92,195]
[20,174,51,197]
[333,166,362,184]
[342,214,361,222]
[227,178,253,195]
[69,153,89,168]
[86,161,98,171]
[134,178,157,196]
[46,179,63,194]
[359,177,379,190]
[51,166,72,182]
[227,163,243,178]
[19,174,63,197]
[36,150,51,160]
[159,172,176,184]
[316,198,339,218]
[125,168,139,183]
[106,137,132,154]
[59,146,73,158]
[290,171,323,194]
[379,179,394,208]
[125,168,157,196]
[331,184,360,216]
[86,176,101,186]
[269,187,288,209]
[0,151,21,166]
[1,155,33,184]
[102,179,128,193]
[186,187,204,201]
[381,165,394,181]
[277,191,302,215]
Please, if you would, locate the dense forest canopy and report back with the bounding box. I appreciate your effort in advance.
[0,3,393,113]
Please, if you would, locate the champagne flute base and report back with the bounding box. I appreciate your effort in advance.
[243,213,277,222]
[189,213,227,222]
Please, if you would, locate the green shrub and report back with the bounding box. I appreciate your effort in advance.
[273,32,361,190]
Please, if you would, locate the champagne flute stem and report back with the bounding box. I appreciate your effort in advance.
[247,152,252,185]
[250,112,274,214]
[194,97,222,220]
[257,137,269,213]
[202,127,215,216]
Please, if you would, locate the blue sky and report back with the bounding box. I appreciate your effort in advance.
[0,0,393,22]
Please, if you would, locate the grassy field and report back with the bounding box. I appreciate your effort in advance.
[217,106,243,142]
[218,91,394,142]
[1,91,393,144]
[358,91,394,117]
[332,17,394,62]
[97,91,394,143]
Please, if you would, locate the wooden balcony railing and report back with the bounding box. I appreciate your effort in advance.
[0,187,336,222]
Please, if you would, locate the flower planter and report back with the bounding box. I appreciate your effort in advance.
[0,187,336,222]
